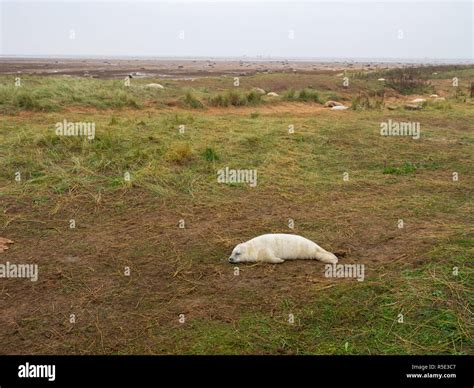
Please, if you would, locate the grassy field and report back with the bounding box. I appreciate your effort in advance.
[0,65,473,354]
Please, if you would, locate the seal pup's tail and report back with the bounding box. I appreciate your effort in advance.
[313,247,338,264]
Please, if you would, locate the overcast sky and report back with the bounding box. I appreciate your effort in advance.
[0,0,472,59]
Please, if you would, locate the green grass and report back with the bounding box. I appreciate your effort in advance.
[208,90,263,107]
[0,77,147,113]
[383,163,417,175]
[203,147,219,162]
[283,88,324,103]
[181,90,205,109]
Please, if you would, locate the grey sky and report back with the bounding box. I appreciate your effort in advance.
[1,0,472,59]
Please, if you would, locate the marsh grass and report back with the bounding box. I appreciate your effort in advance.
[181,91,205,109]
[351,91,385,110]
[208,90,263,107]
[203,147,219,162]
[283,88,324,103]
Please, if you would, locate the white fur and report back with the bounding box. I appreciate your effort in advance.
[228,234,338,264]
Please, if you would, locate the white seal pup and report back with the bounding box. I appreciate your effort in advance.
[228,234,338,264]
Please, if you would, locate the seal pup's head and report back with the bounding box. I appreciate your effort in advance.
[228,243,249,263]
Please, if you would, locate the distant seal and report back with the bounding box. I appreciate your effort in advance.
[228,234,338,264]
